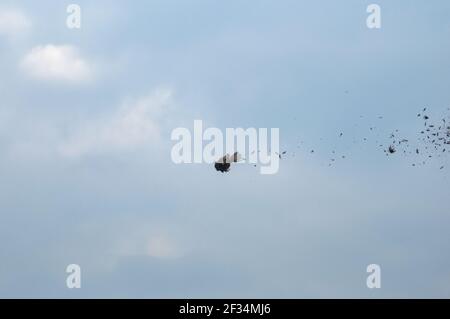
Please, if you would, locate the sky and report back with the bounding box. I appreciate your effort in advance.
[1,0,450,298]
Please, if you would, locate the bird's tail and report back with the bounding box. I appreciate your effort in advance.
[230,152,242,163]
[216,152,242,164]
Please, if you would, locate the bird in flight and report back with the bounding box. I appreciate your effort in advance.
[214,152,241,173]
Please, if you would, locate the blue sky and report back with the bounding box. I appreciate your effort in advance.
[1,0,450,298]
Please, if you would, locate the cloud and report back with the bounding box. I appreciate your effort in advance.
[59,88,173,158]
[20,45,91,82]
[146,235,181,259]
[0,8,31,37]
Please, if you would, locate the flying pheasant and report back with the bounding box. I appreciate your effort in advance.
[214,152,241,173]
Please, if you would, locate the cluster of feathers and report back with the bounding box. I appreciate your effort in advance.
[214,107,450,173]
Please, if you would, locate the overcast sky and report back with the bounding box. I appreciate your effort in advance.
[1,0,450,298]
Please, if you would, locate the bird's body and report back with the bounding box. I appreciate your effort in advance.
[214,152,241,173]
[214,161,231,173]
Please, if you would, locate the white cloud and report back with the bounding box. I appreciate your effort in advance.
[0,8,31,36]
[20,44,91,82]
[59,88,173,158]
[110,221,187,261]
[146,235,180,259]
